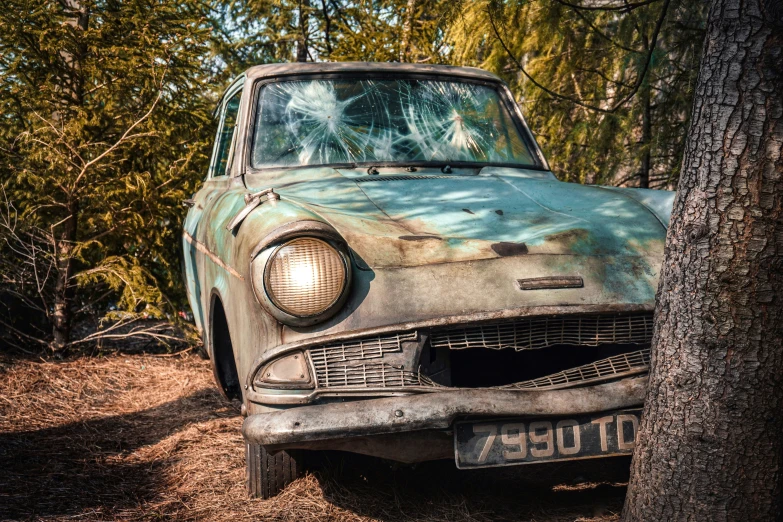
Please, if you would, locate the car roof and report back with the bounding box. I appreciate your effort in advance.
[244,61,502,82]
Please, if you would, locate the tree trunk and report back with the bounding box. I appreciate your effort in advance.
[639,80,651,189]
[51,203,78,351]
[50,0,87,351]
[400,0,416,62]
[623,0,783,520]
[296,0,310,62]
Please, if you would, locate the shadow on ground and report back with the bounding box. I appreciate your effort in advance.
[0,354,629,521]
[0,389,229,519]
[313,453,629,521]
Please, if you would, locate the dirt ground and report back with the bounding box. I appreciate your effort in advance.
[0,352,629,521]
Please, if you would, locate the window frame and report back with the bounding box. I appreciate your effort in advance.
[208,80,245,179]
[243,73,549,174]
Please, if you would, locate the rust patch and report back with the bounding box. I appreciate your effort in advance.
[545,229,590,244]
[491,242,529,256]
[399,235,443,241]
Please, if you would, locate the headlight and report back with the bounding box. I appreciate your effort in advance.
[253,351,313,389]
[252,236,350,324]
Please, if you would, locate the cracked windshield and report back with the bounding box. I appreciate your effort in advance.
[251,79,536,168]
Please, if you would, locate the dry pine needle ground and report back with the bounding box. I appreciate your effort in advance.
[0,352,627,521]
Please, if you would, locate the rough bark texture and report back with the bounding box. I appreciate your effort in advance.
[623,0,783,520]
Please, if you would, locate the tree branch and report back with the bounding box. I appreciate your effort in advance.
[550,0,661,11]
[488,0,671,114]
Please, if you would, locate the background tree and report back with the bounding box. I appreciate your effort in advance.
[0,0,713,353]
[623,0,783,518]
[448,0,707,187]
[0,0,214,350]
[206,0,455,82]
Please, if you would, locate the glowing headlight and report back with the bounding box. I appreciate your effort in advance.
[263,237,348,318]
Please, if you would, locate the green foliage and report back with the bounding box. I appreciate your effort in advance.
[207,0,456,83]
[0,0,708,349]
[0,0,214,347]
[447,0,707,187]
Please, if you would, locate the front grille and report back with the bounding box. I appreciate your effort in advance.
[309,332,437,388]
[502,348,651,390]
[309,332,416,365]
[311,361,438,388]
[429,312,653,351]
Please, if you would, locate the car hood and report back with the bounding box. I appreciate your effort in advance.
[245,167,672,269]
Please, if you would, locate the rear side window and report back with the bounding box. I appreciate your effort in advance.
[211,91,242,177]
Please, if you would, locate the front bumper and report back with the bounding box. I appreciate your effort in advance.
[242,376,646,462]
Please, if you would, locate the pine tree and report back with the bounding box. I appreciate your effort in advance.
[207,0,455,82]
[0,0,214,350]
[447,0,707,188]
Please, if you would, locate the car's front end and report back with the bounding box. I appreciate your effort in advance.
[240,215,660,469]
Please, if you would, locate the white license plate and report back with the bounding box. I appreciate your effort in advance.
[454,409,641,469]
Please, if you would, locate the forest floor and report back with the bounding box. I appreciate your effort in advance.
[0,352,628,521]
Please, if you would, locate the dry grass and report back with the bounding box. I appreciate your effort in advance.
[0,352,628,521]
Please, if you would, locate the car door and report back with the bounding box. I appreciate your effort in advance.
[183,81,244,335]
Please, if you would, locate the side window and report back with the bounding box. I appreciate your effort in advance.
[211,91,242,177]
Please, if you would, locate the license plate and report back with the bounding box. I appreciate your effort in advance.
[454,409,642,469]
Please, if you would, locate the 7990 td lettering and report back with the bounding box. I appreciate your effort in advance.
[455,409,642,469]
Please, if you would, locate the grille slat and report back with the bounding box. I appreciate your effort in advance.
[429,313,653,351]
[503,349,651,390]
[309,332,429,389]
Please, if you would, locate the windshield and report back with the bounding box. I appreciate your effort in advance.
[251,78,537,169]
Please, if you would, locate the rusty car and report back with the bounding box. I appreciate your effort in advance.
[182,62,674,498]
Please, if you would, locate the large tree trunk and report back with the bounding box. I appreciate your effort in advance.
[623,0,783,520]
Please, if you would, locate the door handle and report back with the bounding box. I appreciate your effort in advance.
[182,198,196,208]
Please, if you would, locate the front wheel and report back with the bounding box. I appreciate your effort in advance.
[246,443,304,498]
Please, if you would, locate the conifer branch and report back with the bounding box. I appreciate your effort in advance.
[488,0,671,114]
[564,3,642,53]
[71,66,168,190]
[551,0,662,11]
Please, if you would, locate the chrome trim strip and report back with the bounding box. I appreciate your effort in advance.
[183,230,244,281]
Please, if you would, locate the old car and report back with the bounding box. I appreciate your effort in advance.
[182,62,674,498]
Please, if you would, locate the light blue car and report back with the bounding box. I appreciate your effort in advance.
[182,62,673,498]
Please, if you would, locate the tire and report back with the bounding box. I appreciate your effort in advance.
[246,443,304,499]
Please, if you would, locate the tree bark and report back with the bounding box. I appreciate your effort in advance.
[51,202,78,351]
[623,0,783,520]
[50,0,87,351]
[296,0,310,62]
[400,0,416,62]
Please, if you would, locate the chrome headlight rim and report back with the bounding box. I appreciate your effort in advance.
[251,236,352,327]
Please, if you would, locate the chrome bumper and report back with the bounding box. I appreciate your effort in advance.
[242,376,646,450]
